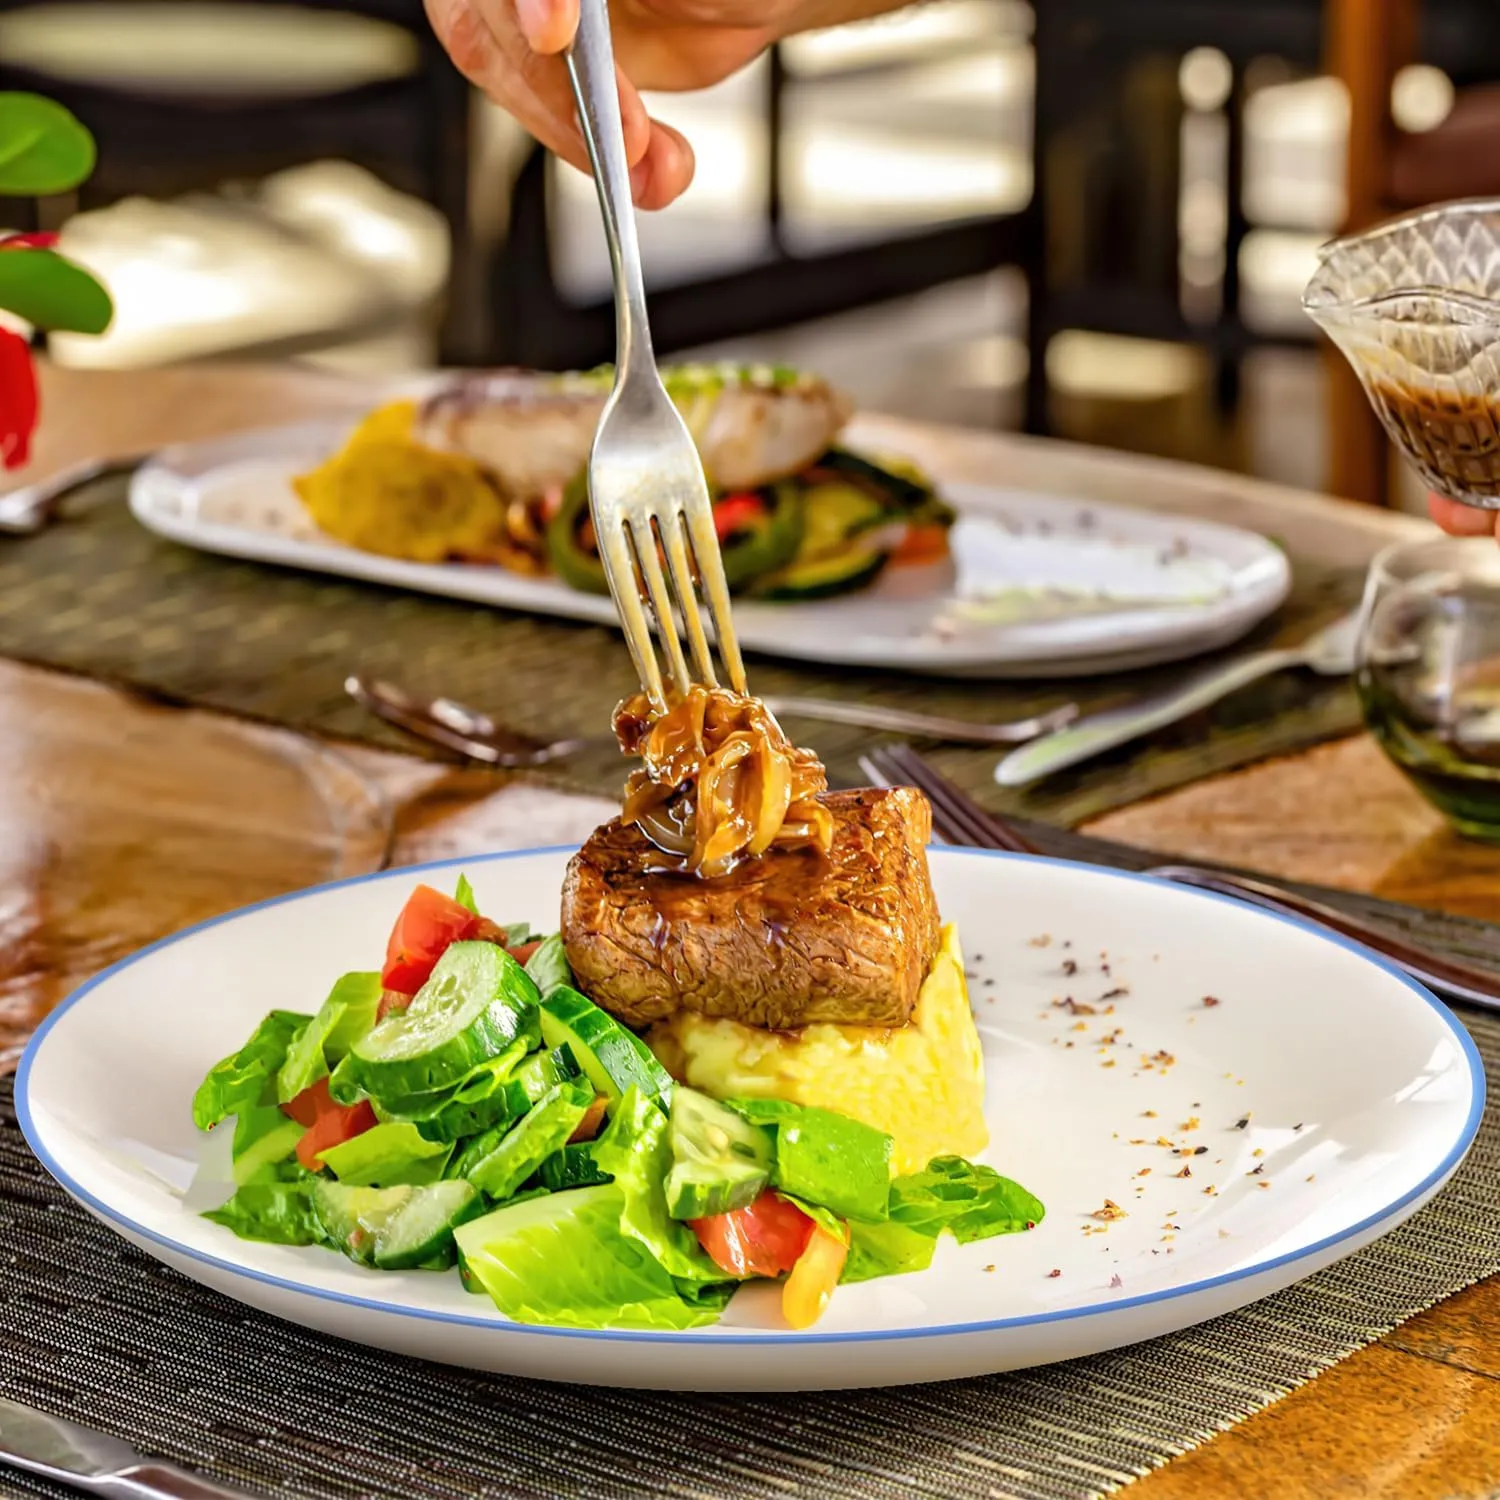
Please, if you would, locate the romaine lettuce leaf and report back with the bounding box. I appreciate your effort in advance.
[777,1193,848,1245]
[453,1185,726,1330]
[727,1097,892,1222]
[277,972,382,1103]
[192,1011,310,1131]
[202,1181,326,1246]
[454,873,479,915]
[522,933,573,997]
[888,1156,1045,1243]
[317,1122,452,1186]
[593,1087,726,1286]
[841,1219,937,1284]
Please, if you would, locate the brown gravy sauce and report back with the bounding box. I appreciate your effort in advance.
[1370,378,1500,494]
[614,687,833,879]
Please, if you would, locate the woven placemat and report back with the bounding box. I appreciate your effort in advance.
[0,483,1363,826]
[3,828,1497,1500]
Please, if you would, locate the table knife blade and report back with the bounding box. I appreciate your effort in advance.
[0,1397,264,1499]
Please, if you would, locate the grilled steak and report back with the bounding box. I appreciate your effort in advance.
[560,786,941,1030]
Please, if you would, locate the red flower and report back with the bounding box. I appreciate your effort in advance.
[0,328,39,471]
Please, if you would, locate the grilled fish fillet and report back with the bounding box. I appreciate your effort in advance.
[416,365,851,499]
[560,786,941,1030]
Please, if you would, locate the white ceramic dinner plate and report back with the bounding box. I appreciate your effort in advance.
[18,847,1482,1392]
[127,420,1291,678]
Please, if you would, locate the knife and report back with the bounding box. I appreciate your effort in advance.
[0,1397,265,1498]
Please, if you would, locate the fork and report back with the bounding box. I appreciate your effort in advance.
[861,742,1500,1012]
[565,0,744,706]
[0,454,146,534]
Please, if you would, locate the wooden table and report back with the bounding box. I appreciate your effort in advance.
[4,361,1498,1498]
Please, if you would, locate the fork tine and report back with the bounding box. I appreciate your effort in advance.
[659,511,717,686]
[628,516,691,697]
[597,515,667,707]
[682,502,748,694]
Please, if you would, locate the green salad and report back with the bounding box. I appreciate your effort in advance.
[192,874,1045,1331]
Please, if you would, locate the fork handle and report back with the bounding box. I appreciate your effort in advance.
[566,0,654,377]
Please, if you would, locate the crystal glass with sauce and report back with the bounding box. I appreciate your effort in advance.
[1304,199,1500,508]
[1356,536,1500,839]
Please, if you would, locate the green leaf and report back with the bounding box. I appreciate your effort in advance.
[192,1011,311,1131]
[453,874,478,915]
[841,1219,937,1284]
[453,1184,727,1330]
[317,1121,452,1186]
[0,93,96,195]
[593,1086,726,1286]
[276,971,382,1103]
[203,1182,327,1247]
[887,1156,1046,1244]
[0,248,111,334]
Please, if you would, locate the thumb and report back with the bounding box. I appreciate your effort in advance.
[516,0,578,54]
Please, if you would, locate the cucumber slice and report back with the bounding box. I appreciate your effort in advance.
[376,1039,530,1143]
[798,481,887,543]
[231,1106,306,1187]
[345,941,540,1101]
[312,1178,481,1270]
[540,988,674,1103]
[664,1088,772,1219]
[450,1077,594,1200]
[539,1142,614,1192]
[496,1045,583,1118]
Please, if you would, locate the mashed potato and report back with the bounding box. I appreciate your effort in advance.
[646,925,986,1175]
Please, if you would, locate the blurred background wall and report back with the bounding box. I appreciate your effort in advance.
[4,0,1495,508]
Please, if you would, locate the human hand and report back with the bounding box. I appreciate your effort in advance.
[1429,493,1500,539]
[425,0,884,209]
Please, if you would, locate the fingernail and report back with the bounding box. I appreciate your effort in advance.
[630,158,652,204]
[516,0,551,48]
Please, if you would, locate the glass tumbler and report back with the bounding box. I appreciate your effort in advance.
[1357,536,1500,839]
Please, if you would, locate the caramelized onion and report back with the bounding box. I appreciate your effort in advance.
[615,687,832,878]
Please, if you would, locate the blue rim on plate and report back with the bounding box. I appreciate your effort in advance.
[16,845,1488,1347]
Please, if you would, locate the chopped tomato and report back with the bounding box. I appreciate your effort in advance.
[568,1095,609,1144]
[280,1077,332,1128]
[713,492,766,541]
[381,884,479,994]
[782,1226,849,1329]
[284,1079,377,1171]
[890,522,950,566]
[376,987,414,1022]
[507,938,542,966]
[469,916,539,966]
[297,1102,377,1171]
[690,1191,815,1279]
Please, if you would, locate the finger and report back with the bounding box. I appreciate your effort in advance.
[630,118,696,209]
[615,64,653,168]
[515,0,577,53]
[426,0,590,173]
[1427,493,1500,537]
